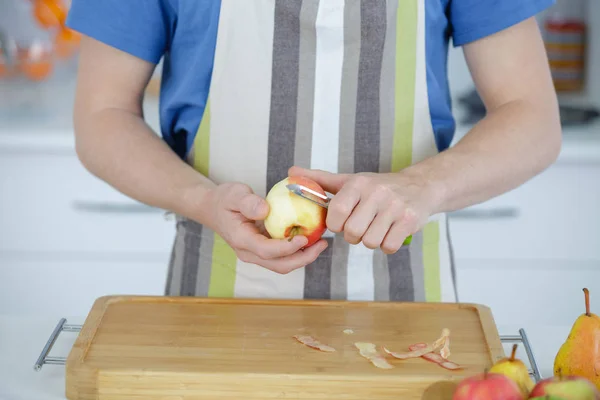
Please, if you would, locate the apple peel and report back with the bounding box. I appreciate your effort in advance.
[440,335,451,360]
[355,342,394,369]
[408,343,463,371]
[293,335,335,352]
[384,328,450,360]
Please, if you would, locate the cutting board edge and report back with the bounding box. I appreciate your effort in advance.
[66,294,506,311]
[461,302,505,365]
[65,367,467,400]
[66,296,114,400]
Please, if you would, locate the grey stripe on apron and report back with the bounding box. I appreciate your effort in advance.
[166,221,186,295]
[372,0,398,302]
[379,0,397,174]
[446,218,460,302]
[355,0,386,173]
[164,228,180,295]
[303,237,334,299]
[266,0,303,191]
[408,230,425,301]
[194,227,215,297]
[338,0,360,175]
[373,249,390,301]
[330,235,349,299]
[179,220,201,296]
[330,0,362,301]
[294,0,319,170]
[388,245,414,301]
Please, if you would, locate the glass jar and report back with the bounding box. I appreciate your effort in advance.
[542,0,588,93]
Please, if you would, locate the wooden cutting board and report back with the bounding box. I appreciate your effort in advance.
[65,296,504,400]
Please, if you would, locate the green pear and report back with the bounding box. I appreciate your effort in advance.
[489,343,534,396]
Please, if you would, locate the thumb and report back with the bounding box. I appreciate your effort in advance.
[237,192,270,221]
[288,166,349,194]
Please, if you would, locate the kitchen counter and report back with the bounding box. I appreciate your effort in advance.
[1,109,599,165]
[0,314,574,400]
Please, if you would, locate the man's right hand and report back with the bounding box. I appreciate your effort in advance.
[202,183,329,274]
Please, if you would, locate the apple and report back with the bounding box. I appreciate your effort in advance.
[264,176,327,248]
[452,371,525,400]
[529,375,600,400]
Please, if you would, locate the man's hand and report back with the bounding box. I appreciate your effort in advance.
[288,166,439,254]
[202,182,329,274]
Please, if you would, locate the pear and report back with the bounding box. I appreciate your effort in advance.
[489,343,535,396]
[554,288,600,392]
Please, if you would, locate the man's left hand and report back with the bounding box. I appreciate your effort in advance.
[288,166,441,254]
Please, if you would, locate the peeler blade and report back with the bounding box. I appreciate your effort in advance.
[286,184,330,209]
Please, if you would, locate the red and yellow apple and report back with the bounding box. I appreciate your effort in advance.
[452,371,525,400]
[528,375,600,399]
[264,176,327,247]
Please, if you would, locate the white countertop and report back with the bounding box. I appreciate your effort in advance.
[1,107,598,165]
[0,314,572,400]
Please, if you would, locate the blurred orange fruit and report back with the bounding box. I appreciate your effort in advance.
[17,43,54,81]
[54,28,81,59]
[33,0,67,29]
[0,62,8,79]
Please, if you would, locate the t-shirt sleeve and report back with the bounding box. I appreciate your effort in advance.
[66,0,175,64]
[449,0,555,47]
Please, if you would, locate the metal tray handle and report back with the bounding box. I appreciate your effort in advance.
[33,318,81,371]
[34,318,542,382]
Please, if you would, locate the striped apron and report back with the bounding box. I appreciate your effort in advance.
[165,0,458,303]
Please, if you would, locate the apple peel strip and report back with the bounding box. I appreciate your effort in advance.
[383,328,450,360]
[408,343,463,371]
[355,342,394,369]
[440,335,451,360]
[293,335,336,352]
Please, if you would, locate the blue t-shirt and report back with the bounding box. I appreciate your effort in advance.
[66,0,554,157]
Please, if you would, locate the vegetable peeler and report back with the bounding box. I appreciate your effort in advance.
[286,183,413,246]
[286,183,331,209]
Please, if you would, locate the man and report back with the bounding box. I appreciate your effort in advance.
[66,0,561,302]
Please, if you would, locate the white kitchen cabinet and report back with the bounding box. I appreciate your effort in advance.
[448,162,600,261]
[0,134,176,317]
[0,152,176,255]
[454,258,600,328]
[449,157,600,328]
[0,256,169,316]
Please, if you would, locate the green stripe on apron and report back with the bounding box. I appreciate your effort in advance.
[423,221,441,302]
[194,100,211,177]
[392,0,417,172]
[207,234,237,298]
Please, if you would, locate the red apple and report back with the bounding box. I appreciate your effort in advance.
[529,375,600,399]
[453,371,525,400]
[264,176,327,247]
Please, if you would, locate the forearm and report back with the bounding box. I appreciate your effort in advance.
[74,107,216,224]
[408,98,561,214]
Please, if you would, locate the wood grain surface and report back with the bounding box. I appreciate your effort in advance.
[65,296,504,399]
